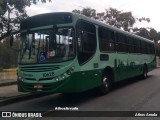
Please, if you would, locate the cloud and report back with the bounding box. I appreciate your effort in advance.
[26,3,52,16]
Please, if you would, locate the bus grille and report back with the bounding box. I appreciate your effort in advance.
[20,65,61,72]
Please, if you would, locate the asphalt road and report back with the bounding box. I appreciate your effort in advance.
[0,68,160,120]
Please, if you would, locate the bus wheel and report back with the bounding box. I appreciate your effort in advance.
[142,65,148,79]
[98,71,111,95]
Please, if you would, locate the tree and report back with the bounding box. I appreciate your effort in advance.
[135,27,160,43]
[134,27,150,39]
[0,0,52,41]
[73,7,150,32]
[149,28,158,43]
[81,8,96,18]
[0,0,52,68]
[0,37,19,68]
[73,7,96,19]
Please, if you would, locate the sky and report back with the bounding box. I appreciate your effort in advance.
[26,0,160,31]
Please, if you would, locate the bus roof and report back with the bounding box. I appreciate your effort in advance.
[21,12,153,44]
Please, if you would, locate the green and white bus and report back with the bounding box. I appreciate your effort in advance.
[16,12,156,94]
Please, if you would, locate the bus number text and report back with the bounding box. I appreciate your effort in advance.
[43,72,55,78]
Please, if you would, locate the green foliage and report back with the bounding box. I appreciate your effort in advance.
[0,0,52,41]
[134,27,160,44]
[0,37,19,68]
[0,67,3,72]
[73,7,150,32]
[156,44,160,56]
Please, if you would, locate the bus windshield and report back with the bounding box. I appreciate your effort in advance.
[19,27,75,64]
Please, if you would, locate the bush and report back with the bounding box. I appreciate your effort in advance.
[0,67,3,72]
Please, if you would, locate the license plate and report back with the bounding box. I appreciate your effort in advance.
[34,84,43,89]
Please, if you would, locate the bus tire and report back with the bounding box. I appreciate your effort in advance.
[141,65,148,79]
[98,71,111,95]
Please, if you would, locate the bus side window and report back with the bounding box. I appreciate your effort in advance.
[116,33,127,53]
[133,39,138,53]
[77,20,96,64]
[99,27,115,52]
[128,37,134,53]
[141,41,146,54]
[137,39,141,53]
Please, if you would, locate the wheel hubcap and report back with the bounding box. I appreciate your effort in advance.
[103,77,108,88]
[144,68,147,78]
[145,71,147,77]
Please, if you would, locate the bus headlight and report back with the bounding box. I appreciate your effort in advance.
[61,74,65,79]
[18,76,24,81]
[53,67,74,82]
[18,76,21,80]
[66,67,74,75]
[55,74,65,81]
[55,77,59,81]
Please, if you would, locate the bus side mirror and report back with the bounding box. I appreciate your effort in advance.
[10,35,13,46]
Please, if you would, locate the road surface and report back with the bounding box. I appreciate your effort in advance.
[0,68,160,120]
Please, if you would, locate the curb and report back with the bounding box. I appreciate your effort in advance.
[0,79,17,87]
[0,81,17,87]
[0,93,52,107]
